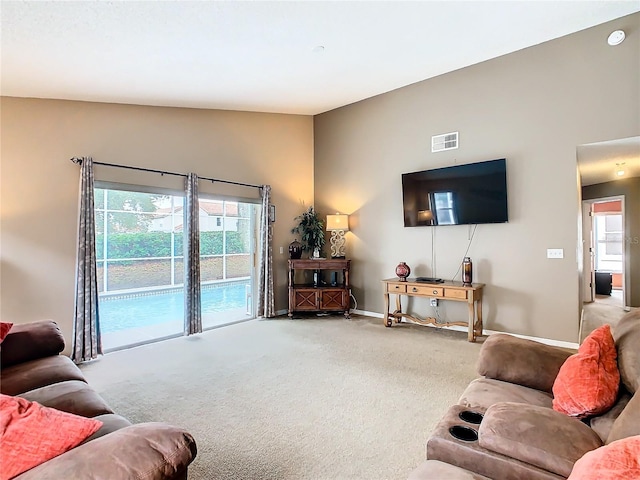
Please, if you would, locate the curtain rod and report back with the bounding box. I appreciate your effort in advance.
[70,157,262,190]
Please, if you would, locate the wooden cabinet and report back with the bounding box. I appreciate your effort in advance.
[288,259,351,318]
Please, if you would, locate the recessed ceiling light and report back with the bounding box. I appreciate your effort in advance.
[607,30,625,46]
[312,46,325,54]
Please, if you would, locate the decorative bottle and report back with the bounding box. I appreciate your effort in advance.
[462,257,473,285]
[395,262,411,282]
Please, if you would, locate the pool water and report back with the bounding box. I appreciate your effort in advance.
[100,283,250,333]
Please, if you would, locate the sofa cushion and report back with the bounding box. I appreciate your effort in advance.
[0,394,102,480]
[458,377,553,410]
[476,334,573,394]
[0,355,87,396]
[478,402,603,478]
[0,320,65,368]
[606,391,640,444]
[552,324,619,418]
[589,389,632,443]
[12,423,197,480]
[19,380,113,418]
[567,435,640,480]
[0,322,13,342]
[81,414,132,444]
[612,309,640,395]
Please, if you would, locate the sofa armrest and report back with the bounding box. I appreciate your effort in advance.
[1,321,65,368]
[476,333,573,393]
[14,423,197,480]
[478,402,602,478]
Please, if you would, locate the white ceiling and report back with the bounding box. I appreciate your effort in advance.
[1,1,638,115]
[578,137,640,186]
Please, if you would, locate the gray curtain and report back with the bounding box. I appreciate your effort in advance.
[71,157,102,363]
[258,185,275,318]
[184,173,202,335]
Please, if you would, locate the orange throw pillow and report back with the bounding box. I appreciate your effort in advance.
[568,435,640,480]
[0,394,102,479]
[552,324,619,418]
[0,322,13,343]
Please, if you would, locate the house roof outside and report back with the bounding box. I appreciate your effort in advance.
[1,1,638,115]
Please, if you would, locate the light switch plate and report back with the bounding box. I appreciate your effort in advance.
[547,248,564,259]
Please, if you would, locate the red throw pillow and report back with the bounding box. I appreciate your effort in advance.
[568,435,640,480]
[0,322,13,343]
[0,394,102,479]
[552,324,619,418]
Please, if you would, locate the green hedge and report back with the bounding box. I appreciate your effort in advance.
[96,231,249,259]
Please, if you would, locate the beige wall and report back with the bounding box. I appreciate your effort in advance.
[314,14,640,343]
[1,98,314,347]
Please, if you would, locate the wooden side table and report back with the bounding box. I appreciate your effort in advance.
[381,277,484,342]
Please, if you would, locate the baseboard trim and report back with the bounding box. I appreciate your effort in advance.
[351,309,579,349]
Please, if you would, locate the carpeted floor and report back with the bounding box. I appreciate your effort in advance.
[580,300,633,343]
[81,315,483,480]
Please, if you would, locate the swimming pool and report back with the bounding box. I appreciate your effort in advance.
[99,282,250,333]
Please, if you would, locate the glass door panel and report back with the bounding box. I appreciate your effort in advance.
[200,198,256,329]
[96,188,184,351]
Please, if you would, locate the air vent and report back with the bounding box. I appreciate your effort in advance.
[431,131,459,152]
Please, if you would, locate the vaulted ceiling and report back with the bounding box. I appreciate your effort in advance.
[1,1,638,115]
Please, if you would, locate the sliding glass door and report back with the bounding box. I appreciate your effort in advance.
[199,198,256,329]
[96,185,257,351]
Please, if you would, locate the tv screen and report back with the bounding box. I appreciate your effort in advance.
[402,159,508,227]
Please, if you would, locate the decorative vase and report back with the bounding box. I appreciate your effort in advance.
[312,247,321,259]
[462,257,473,285]
[288,240,303,259]
[395,262,411,281]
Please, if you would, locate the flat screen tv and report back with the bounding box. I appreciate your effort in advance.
[402,158,508,227]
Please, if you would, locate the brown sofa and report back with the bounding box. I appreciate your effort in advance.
[421,309,640,480]
[0,320,197,479]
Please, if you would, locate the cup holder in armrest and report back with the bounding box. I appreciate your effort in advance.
[458,410,483,425]
[449,425,478,442]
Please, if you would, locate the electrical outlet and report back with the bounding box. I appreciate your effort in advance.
[430,298,438,307]
[547,248,564,259]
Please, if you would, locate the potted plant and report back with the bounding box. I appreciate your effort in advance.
[291,206,325,258]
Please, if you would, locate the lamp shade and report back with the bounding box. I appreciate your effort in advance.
[326,214,349,231]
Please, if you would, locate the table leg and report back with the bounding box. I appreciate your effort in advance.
[475,298,483,338]
[384,292,392,327]
[467,301,476,342]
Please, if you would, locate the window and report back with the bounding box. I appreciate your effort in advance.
[594,213,623,273]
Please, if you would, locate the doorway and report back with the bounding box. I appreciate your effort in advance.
[581,196,625,308]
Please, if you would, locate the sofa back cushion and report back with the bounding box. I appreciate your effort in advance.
[612,309,640,395]
[476,333,572,394]
[0,320,65,368]
[607,391,640,444]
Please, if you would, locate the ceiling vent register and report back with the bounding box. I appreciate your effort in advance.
[432,131,459,152]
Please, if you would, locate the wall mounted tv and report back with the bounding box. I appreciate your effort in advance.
[402,158,508,227]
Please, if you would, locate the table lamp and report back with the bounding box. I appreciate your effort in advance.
[326,213,349,258]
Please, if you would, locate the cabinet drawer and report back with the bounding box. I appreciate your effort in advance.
[444,289,468,300]
[387,283,407,293]
[407,285,443,297]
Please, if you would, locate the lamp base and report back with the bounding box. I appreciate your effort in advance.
[329,230,346,258]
